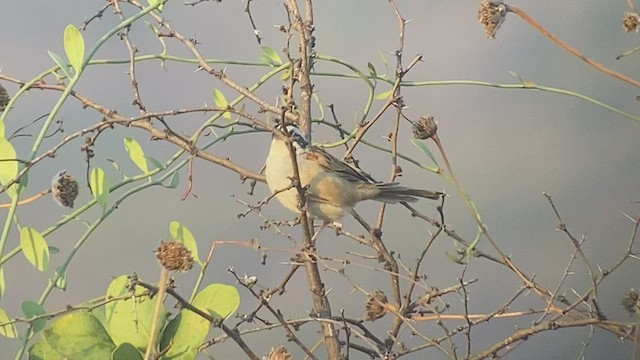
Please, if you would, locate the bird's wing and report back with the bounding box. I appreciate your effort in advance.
[303,147,377,184]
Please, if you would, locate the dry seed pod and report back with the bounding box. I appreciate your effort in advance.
[51,171,79,208]
[267,346,293,360]
[156,241,194,272]
[478,0,508,38]
[0,83,9,111]
[623,12,640,33]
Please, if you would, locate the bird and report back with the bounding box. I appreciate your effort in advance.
[265,124,441,223]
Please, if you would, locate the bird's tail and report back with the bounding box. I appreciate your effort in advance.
[367,183,442,203]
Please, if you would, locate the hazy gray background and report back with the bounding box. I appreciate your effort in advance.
[1,1,639,359]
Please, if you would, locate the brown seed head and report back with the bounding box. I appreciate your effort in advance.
[411,115,438,140]
[478,0,508,38]
[623,12,640,33]
[366,290,388,321]
[0,83,9,111]
[268,346,293,360]
[156,241,194,272]
[51,171,79,208]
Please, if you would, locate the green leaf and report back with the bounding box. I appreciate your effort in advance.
[22,301,47,333]
[0,308,18,338]
[374,89,393,100]
[445,251,465,265]
[90,167,110,213]
[105,276,164,351]
[48,246,60,255]
[47,50,71,79]
[169,221,202,266]
[112,343,143,360]
[163,172,179,189]
[280,69,292,81]
[145,156,164,171]
[123,137,149,173]
[259,46,282,66]
[367,62,377,79]
[20,227,50,272]
[0,137,19,199]
[411,139,439,166]
[63,24,85,75]
[193,283,240,320]
[159,284,239,359]
[213,88,231,121]
[42,311,115,358]
[107,158,123,175]
[28,339,63,360]
[159,312,200,360]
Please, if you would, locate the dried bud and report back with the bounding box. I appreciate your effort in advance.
[156,241,194,272]
[267,346,293,360]
[478,0,508,38]
[0,83,9,111]
[623,12,640,33]
[366,290,388,321]
[622,288,640,315]
[411,115,438,140]
[51,171,79,208]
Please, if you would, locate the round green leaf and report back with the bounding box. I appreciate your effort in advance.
[112,342,143,360]
[43,311,115,359]
[20,227,50,272]
[22,300,47,333]
[159,283,239,359]
[193,283,240,320]
[105,275,165,350]
[63,24,85,75]
[28,339,63,360]
[159,311,205,360]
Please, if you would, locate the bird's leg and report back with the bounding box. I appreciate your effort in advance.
[310,220,330,243]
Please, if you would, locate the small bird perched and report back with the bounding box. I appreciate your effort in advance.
[265,124,441,223]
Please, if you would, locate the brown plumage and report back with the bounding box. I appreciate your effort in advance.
[265,125,441,222]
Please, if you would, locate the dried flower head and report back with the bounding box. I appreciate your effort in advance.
[156,241,194,272]
[51,171,79,208]
[478,0,508,38]
[622,288,640,315]
[267,346,293,360]
[411,115,438,140]
[366,290,388,321]
[623,12,640,33]
[0,83,9,111]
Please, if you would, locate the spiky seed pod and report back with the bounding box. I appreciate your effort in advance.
[623,12,640,33]
[156,241,194,272]
[478,0,508,38]
[411,115,438,140]
[51,171,79,208]
[366,290,388,321]
[267,346,293,360]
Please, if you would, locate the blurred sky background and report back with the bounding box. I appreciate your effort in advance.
[1,1,639,359]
